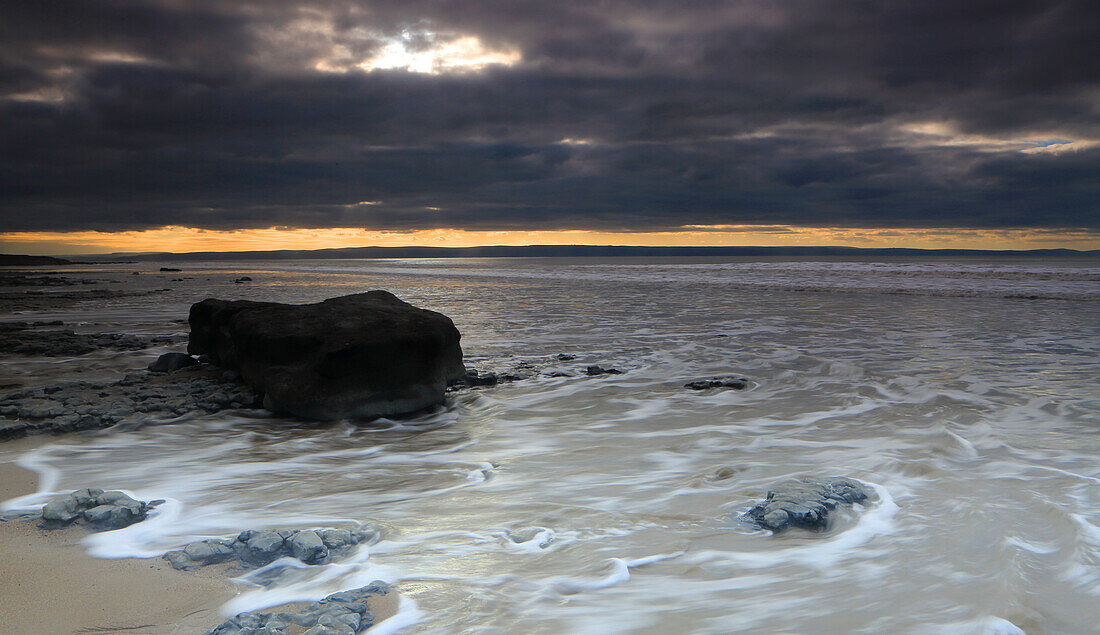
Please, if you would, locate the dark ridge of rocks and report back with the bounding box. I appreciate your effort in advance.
[0,288,170,312]
[188,291,466,421]
[163,526,381,571]
[0,322,182,357]
[684,376,749,391]
[446,368,525,390]
[0,273,76,287]
[38,488,158,531]
[148,352,199,372]
[0,367,262,441]
[206,581,392,635]
[744,477,871,533]
[584,365,622,376]
[160,267,182,272]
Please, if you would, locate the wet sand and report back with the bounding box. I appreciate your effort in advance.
[0,436,238,635]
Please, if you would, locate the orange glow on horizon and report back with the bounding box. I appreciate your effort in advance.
[1,225,1098,256]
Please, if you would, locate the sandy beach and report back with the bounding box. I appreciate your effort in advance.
[0,436,238,635]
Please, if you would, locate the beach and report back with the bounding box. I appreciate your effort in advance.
[1,256,1098,633]
[0,436,238,634]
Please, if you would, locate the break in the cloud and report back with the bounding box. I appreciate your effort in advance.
[0,0,1097,239]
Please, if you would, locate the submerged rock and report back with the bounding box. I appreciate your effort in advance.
[188,291,466,420]
[39,488,152,530]
[148,352,199,372]
[206,581,391,635]
[585,365,623,376]
[744,477,870,532]
[685,376,748,390]
[163,526,379,571]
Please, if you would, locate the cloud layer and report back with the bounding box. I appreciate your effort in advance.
[1,0,1097,233]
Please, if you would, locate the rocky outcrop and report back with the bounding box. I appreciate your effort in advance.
[206,582,392,635]
[0,368,261,441]
[744,477,870,532]
[0,322,180,357]
[162,526,380,570]
[39,488,156,530]
[188,291,465,420]
[685,376,748,390]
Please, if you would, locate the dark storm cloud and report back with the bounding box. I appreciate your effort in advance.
[0,0,1097,232]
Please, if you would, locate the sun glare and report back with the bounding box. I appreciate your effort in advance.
[360,32,520,74]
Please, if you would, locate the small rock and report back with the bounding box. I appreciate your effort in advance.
[233,276,252,283]
[148,352,199,373]
[41,494,82,523]
[236,529,287,566]
[585,365,623,376]
[685,376,748,390]
[556,353,576,361]
[287,530,329,564]
[744,477,871,532]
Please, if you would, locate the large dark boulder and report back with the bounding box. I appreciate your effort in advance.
[187,291,465,420]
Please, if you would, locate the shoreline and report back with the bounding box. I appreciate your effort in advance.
[0,435,239,634]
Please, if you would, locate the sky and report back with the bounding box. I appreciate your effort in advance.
[1,0,1097,254]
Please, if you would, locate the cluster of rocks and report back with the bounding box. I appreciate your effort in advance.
[0,273,98,287]
[0,367,262,441]
[684,376,749,391]
[0,288,170,312]
[743,477,871,532]
[39,488,156,531]
[447,368,524,389]
[207,582,392,635]
[0,321,182,357]
[163,526,379,571]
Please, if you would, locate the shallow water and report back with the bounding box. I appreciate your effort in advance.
[3,257,1099,633]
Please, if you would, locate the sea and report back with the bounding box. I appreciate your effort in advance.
[2,256,1099,634]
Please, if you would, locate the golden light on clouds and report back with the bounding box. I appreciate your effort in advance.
[1,225,1097,256]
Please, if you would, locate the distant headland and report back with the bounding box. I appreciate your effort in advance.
[58,244,1100,262]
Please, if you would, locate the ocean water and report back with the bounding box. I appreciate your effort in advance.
[2,256,1099,634]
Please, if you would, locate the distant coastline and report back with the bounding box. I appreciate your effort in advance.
[0,254,74,266]
[58,244,1100,262]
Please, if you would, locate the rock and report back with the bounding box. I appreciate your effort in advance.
[0,368,262,438]
[206,582,390,635]
[320,529,355,550]
[744,477,871,532]
[163,525,378,571]
[233,276,252,283]
[685,376,748,390]
[288,530,329,564]
[188,291,465,420]
[82,504,142,530]
[236,529,287,566]
[41,494,83,523]
[585,365,622,376]
[40,489,148,530]
[160,267,181,272]
[148,352,199,373]
[183,540,237,565]
[556,353,576,361]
